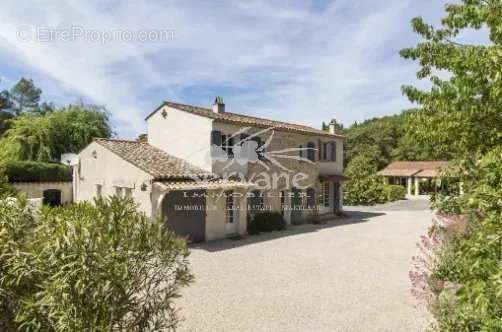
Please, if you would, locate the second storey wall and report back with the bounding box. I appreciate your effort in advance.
[147,106,214,172]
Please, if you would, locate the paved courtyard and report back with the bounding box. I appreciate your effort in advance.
[177,199,433,332]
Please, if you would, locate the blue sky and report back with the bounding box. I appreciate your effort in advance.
[0,0,454,138]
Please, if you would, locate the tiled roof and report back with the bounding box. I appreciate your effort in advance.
[378,161,449,178]
[146,101,344,138]
[154,179,251,191]
[94,138,214,180]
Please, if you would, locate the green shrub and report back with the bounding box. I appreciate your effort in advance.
[2,160,72,182]
[248,212,286,234]
[343,154,387,206]
[0,167,16,196]
[0,197,193,331]
[412,148,502,331]
[381,184,406,202]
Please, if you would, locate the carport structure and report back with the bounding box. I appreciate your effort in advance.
[378,161,451,197]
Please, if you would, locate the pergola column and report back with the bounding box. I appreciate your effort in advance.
[407,177,412,196]
[414,177,420,196]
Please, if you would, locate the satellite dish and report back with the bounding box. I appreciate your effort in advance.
[61,153,80,166]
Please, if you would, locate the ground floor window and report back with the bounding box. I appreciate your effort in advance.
[248,190,264,212]
[321,182,330,207]
[96,184,102,198]
[226,191,235,224]
[306,188,316,209]
[115,186,132,198]
[280,190,286,216]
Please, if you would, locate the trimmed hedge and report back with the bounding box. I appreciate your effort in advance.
[248,212,286,235]
[3,161,72,183]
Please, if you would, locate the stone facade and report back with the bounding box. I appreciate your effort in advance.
[212,121,344,224]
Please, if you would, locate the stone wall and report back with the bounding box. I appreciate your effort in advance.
[213,122,344,223]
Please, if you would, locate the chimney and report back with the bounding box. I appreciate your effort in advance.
[328,119,337,135]
[212,96,225,113]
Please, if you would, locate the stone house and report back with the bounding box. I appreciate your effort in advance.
[76,98,345,242]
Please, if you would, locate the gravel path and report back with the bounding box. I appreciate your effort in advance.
[176,201,433,332]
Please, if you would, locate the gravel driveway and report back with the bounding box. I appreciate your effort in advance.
[177,200,433,332]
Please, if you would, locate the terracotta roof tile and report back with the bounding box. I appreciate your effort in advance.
[377,161,449,178]
[154,180,250,191]
[146,101,344,138]
[94,138,214,180]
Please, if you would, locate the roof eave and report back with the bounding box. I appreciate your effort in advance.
[144,101,168,121]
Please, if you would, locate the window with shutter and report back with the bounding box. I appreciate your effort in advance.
[330,142,337,161]
[307,142,315,162]
[240,133,249,144]
[227,136,234,157]
[211,130,222,146]
[323,142,328,160]
[252,136,264,160]
[318,139,322,160]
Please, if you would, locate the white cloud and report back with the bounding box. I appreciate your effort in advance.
[0,0,461,137]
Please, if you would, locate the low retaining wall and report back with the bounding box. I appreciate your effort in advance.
[12,182,73,204]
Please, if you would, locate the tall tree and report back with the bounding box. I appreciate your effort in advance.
[9,78,42,115]
[400,0,502,158]
[0,80,13,136]
[0,103,113,162]
[0,90,11,111]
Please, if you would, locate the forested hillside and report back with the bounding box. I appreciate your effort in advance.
[334,110,452,170]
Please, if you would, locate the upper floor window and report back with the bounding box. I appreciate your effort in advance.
[323,142,328,160]
[307,142,316,162]
[251,136,265,160]
[221,134,234,158]
[211,130,234,158]
[330,142,337,162]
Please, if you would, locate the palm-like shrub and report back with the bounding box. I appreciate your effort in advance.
[0,197,193,331]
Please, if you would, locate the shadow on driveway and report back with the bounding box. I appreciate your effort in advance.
[191,210,385,252]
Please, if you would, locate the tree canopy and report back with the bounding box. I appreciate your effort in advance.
[7,78,42,115]
[0,103,112,162]
[400,0,502,158]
